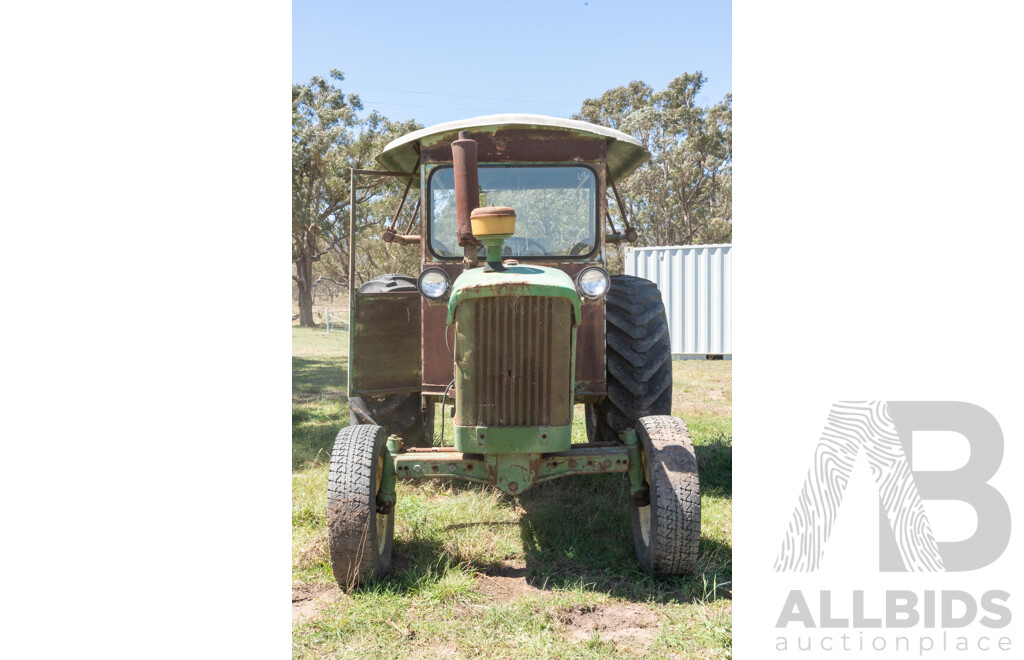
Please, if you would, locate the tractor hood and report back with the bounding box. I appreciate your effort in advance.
[446,265,581,325]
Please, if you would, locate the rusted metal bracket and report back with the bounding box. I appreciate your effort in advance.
[381,230,421,245]
[381,158,421,241]
[351,168,418,180]
[606,228,638,244]
[403,198,421,235]
[605,163,637,243]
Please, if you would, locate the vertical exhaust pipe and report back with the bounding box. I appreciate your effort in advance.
[451,130,480,265]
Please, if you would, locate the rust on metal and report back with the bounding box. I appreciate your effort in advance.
[420,277,460,394]
[604,209,619,235]
[351,168,418,179]
[402,198,421,236]
[392,445,630,495]
[422,130,607,166]
[349,291,422,395]
[606,230,639,244]
[605,162,635,240]
[382,231,421,245]
[534,445,629,485]
[454,296,573,427]
[376,115,648,183]
[451,131,480,250]
[485,457,497,485]
[557,263,606,400]
[385,166,416,234]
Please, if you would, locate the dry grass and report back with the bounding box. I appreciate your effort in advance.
[671,359,732,420]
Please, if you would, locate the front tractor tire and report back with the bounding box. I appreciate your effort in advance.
[630,415,701,575]
[327,424,394,588]
[588,275,672,444]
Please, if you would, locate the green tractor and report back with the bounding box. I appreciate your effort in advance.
[329,114,699,586]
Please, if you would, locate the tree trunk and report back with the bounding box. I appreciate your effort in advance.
[295,226,318,327]
[297,275,315,327]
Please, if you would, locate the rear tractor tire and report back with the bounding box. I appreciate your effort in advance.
[327,424,394,588]
[588,275,672,444]
[630,415,701,575]
[349,394,434,449]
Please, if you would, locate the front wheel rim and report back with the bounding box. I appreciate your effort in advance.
[375,454,388,557]
[376,512,388,556]
[637,505,651,548]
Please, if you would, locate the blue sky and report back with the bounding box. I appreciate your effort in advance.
[293,0,731,128]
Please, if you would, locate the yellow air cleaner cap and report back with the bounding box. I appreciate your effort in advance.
[470,206,516,237]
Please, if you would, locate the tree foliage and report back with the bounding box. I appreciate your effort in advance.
[292,70,420,326]
[575,72,732,247]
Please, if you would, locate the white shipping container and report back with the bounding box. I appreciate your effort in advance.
[623,244,732,357]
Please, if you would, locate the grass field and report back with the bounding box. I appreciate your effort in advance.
[292,326,731,658]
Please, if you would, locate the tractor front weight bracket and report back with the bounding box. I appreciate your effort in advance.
[621,428,650,506]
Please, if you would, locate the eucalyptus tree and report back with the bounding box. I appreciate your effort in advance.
[576,72,732,247]
[292,70,419,326]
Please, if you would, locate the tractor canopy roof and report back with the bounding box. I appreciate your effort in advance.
[375,113,649,183]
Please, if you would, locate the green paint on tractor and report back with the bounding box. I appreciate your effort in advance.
[453,424,571,454]
[446,264,581,324]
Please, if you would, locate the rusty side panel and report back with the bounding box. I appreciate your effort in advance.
[574,295,606,401]
[421,130,607,165]
[350,291,421,395]
[421,265,462,395]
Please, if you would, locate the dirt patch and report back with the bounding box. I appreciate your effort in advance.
[292,582,343,626]
[557,603,660,648]
[473,560,539,603]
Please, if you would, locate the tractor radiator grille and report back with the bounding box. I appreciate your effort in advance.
[455,296,573,428]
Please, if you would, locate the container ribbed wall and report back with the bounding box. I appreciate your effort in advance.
[624,244,732,356]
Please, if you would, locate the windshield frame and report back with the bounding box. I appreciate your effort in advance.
[424,163,601,262]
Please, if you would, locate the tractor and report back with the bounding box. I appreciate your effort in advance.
[328,114,699,586]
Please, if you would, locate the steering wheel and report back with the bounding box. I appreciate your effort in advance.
[504,237,547,257]
[569,241,594,256]
[432,239,454,257]
[521,238,547,257]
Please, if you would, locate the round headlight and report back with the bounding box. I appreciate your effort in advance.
[576,267,610,300]
[417,267,450,300]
